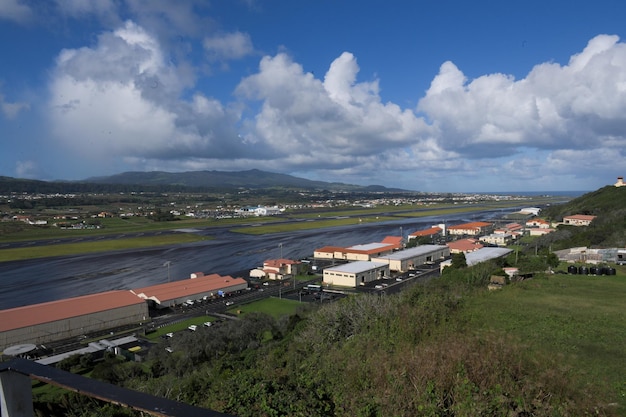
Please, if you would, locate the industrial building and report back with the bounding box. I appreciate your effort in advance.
[249,258,303,280]
[322,261,389,287]
[447,221,493,236]
[371,245,450,272]
[0,291,149,352]
[131,272,248,309]
[440,247,513,271]
[314,236,402,261]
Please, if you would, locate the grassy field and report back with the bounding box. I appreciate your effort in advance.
[0,233,208,262]
[227,296,302,318]
[144,316,217,341]
[463,272,626,411]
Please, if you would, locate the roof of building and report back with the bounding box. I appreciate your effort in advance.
[374,245,448,261]
[564,214,597,221]
[448,221,492,230]
[0,290,146,333]
[465,247,513,266]
[347,242,394,252]
[315,237,401,256]
[410,227,443,237]
[381,236,403,246]
[447,238,483,252]
[526,218,550,225]
[314,246,347,253]
[324,261,387,274]
[263,258,301,267]
[131,273,247,304]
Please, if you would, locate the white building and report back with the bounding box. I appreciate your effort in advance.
[371,245,450,272]
[323,261,389,287]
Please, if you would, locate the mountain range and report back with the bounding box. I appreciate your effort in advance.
[1,170,410,193]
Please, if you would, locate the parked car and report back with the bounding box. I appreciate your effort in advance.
[203,321,212,327]
[188,325,197,331]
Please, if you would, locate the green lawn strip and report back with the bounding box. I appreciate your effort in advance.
[463,274,626,405]
[0,233,208,262]
[391,206,487,218]
[227,296,302,318]
[232,216,398,235]
[144,316,215,341]
[0,216,277,243]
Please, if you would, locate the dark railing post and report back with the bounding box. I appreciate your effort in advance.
[0,368,35,417]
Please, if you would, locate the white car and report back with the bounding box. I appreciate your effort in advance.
[188,325,197,331]
[225,301,234,306]
[165,332,174,338]
[203,321,212,327]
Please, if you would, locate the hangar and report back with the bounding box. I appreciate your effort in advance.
[0,291,148,352]
[371,245,450,272]
[314,236,402,261]
[131,272,248,309]
[323,261,389,287]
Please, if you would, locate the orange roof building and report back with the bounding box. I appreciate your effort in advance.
[0,290,148,351]
[409,227,443,238]
[448,221,493,236]
[313,236,402,261]
[250,259,304,280]
[563,214,596,226]
[131,272,248,308]
[447,238,484,254]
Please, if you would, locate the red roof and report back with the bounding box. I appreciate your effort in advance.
[564,214,596,221]
[314,246,346,253]
[447,238,484,252]
[263,258,301,267]
[132,273,247,303]
[448,221,492,230]
[0,290,145,332]
[381,236,403,246]
[410,227,442,237]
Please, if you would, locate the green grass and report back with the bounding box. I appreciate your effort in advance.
[144,316,216,340]
[0,233,208,262]
[233,216,398,234]
[463,273,626,409]
[227,296,302,318]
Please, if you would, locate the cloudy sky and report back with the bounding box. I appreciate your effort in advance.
[1,0,626,192]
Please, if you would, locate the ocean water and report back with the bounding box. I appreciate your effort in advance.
[477,191,589,198]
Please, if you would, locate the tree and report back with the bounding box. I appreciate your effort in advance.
[450,252,467,269]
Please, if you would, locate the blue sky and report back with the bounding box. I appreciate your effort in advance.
[1,0,626,192]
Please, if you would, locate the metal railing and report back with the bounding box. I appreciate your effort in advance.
[0,358,233,417]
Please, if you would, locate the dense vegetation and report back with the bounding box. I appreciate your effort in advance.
[34,260,625,416]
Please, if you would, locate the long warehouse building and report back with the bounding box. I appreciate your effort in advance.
[0,291,149,351]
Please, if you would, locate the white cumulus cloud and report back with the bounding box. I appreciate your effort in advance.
[0,0,33,23]
[48,21,246,172]
[204,31,254,61]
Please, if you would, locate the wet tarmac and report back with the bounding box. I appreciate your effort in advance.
[0,209,509,309]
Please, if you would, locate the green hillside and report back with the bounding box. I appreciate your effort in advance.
[538,186,626,249]
[35,264,626,417]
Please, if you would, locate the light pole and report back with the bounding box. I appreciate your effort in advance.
[163,261,171,282]
[279,242,283,259]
